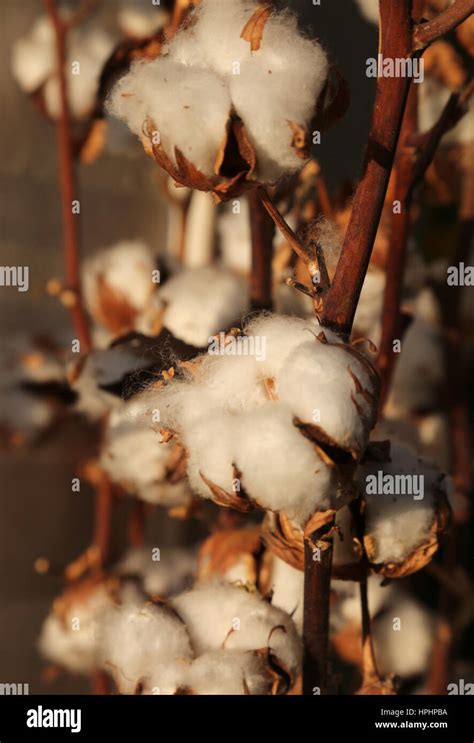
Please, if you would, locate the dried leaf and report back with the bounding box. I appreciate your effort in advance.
[198,527,263,582]
[80,118,107,164]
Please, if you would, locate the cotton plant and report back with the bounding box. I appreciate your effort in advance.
[106,0,343,199]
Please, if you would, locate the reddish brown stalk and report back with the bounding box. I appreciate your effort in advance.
[91,670,110,695]
[302,523,334,695]
[377,83,418,406]
[413,0,474,51]
[128,501,147,548]
[64,0,99,31]
[44,0,92,352]
[247,190,275,311]
[321,0,413,338]
[378,80,472,407]
[92,469,113,570]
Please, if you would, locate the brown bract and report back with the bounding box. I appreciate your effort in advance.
[364,488,451,578]
[144,115,259,203]
[197,526,263,584]
[240,4,273,52]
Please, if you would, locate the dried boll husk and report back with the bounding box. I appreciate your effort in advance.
[358,441,451,578]
[100,399,191,509]
[38,576,143,676]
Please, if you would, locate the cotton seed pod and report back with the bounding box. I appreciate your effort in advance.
[171,582,301,689]
[38,576,142,676]
[106,0,344,199]
[186,649,281,695]
[358,442,451,578]
[99,600,194,694]
[276,336,380,459]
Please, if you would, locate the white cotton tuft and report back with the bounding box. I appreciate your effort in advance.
[373,594,435,678]
[115,546,197,598]
[244,313,335,379]
[267,556,304,635]
[354,0,380,25]
[99,601,193,694]
[358,442,444,565]
[11,16,56,93]
[107,57,232,176]
[100,400,191,507]
[186,649,273,695]
[38,580,141,676]
[118,4,169,39]
[159,267,249,347]
[276,339,378,457]
[185,412,237,499]
[218,199,252,274]
[353,269,385,346]
[171,582,301,679]
[233,402,336,524]
[330,576,394,632]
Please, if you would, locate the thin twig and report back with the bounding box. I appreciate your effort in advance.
[321,0,414,338]
[413,0,474,52]
[257,187,310,265]
[44,0,92,352]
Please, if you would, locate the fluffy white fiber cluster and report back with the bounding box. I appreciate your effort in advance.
[100,400,191,508]
[107,0,329,183]
[354,0,379,25]
[99,582,301,694]
[12,15,115,120]
[143,314,379,525]
[159,267,249,347]
[358,441,447,565]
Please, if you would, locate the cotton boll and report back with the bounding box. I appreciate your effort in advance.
[233,403,336,525]
[171,582,301,680]
[385,317,445,417]
[116,546,197,597]
[354,0,379,25]
[82,241,157,333]
[0,388,55,445]
[187,649,274,695]
[160,267,248,347]
[373,595,435,678]
[266,556,304,635]
[359,442,446,568]
[419,75,474,146]
[99,601,193,694]
[277,340,379,458]
[194,353,267,414]
[218,200,252,274]
[330,575,393,632]
[244,313,335,380]
[118,5,169,39]
[11,16,55,93]
[107,57,232,176]
[38,578,140,676]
